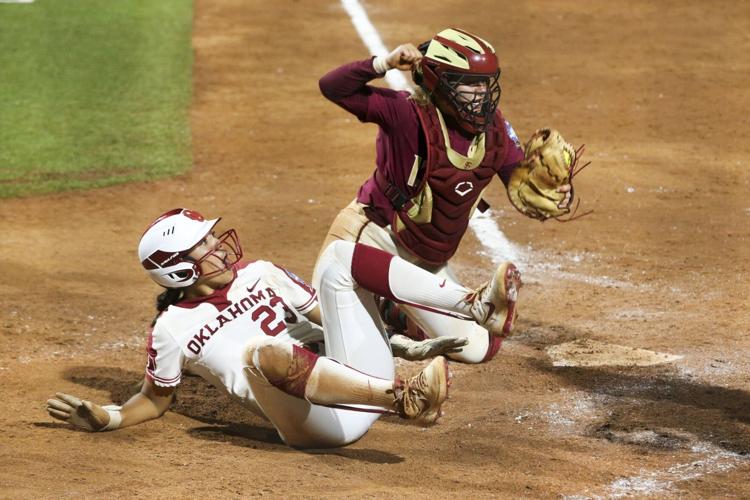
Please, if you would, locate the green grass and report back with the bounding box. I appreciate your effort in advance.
[0,0,193,198]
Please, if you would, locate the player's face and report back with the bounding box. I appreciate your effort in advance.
[455,81,488,113]
[188,231,235,287]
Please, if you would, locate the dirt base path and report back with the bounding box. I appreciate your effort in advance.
[1,0,749,497]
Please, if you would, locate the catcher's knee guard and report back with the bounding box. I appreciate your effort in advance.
[245,337,319,399]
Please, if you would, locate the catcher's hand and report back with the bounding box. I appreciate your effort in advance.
[385,44,422,71]
[507,128,588,221]
[390,334,468,361]
[46,392,110,431]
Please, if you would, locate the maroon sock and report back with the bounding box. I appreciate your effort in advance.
[351,243,397,300]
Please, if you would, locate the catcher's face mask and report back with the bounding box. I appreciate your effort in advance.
[415,28,502,135]
[439,71,501,134]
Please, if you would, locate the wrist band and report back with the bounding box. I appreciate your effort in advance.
[372,56,390,75]
[101,406,122,431]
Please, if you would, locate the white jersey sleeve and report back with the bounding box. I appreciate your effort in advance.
[267,264,318,314]
[145,322,184,387]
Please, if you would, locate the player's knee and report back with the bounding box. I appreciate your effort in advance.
[245,338,320,398]
[327,240,357,274]
[245,336,293,382]
[317,240,356,291]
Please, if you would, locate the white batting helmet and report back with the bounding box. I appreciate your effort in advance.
[138,208,221,288]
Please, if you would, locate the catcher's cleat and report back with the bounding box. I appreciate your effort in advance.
[393,356,450,424]
[469,262,522,337]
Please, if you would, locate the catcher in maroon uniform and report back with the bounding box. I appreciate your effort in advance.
[314,28,582,363]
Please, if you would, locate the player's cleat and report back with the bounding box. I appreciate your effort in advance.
[468,262,522,337]
[393,356,450,424]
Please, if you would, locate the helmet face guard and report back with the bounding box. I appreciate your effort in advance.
[437,70,501,134]
[189,228,243,282]
[415,28,502,135]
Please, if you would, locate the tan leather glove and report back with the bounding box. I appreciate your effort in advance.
[507,128,582,221]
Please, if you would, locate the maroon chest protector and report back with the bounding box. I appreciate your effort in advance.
[387,104,508,266]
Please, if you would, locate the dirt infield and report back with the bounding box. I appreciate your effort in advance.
[2,0,749,497]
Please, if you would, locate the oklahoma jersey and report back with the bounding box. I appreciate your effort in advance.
[146,261,320,411]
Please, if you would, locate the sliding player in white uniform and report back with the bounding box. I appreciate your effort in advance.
[46,208,513,448]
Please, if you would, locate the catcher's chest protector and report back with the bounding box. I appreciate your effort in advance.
[393,104,507,266]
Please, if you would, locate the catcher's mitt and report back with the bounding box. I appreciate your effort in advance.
[507,128,589,221]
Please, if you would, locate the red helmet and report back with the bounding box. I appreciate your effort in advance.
[414,28,501,135]
[138,208,242,288]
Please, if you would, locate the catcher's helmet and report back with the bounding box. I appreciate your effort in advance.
[414,28,501,135]
[138,208,242,289]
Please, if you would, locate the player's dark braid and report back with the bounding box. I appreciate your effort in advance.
[151,288,184,326]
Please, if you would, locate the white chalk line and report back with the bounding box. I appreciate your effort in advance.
[606,442,749,498]
[339,0,410,91]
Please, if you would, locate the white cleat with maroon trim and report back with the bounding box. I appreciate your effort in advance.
[469,262,521,337]
[394,356,450,424]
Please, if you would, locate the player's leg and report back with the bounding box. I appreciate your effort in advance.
[325,240,519,335]
[312,198,373,288]
[315,227,394,378]
[313,201,520,363]
[400,303,499,363]
[379,260,521,363]
[243,336,449,448]
[245,214,427,447]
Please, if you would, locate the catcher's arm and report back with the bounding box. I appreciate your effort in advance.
[46,378,174,432]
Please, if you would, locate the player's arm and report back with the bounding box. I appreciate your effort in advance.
[46,378,175,432]
[319,59,383,120]
[319,45,417,126]
[497,119,526,188]
[304,305,322,325]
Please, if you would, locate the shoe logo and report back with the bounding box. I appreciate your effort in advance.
[454,181,474,197]
[246,278,261,294]
[439,279,446,288]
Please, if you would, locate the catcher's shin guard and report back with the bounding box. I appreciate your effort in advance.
[468,262,521,337]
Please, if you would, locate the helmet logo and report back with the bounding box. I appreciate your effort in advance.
[455,181,474,196]
[182,209,205,222]
[142,250,181,270]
